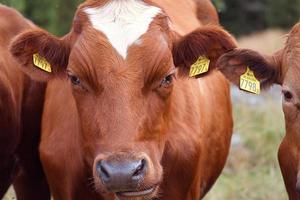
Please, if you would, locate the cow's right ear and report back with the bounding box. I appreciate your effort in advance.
[217,48,283,90]
[10,30,70,81]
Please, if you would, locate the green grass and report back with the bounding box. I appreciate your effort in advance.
[205,92,287,200]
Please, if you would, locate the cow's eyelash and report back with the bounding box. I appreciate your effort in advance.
[66,71,89,91]
[68,74,81,86]
[160,73,176,88]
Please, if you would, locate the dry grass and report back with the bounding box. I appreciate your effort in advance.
[2,187,15,200]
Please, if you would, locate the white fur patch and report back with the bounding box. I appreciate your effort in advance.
[85,0,161,59]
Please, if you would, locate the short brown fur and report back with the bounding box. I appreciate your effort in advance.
[11,1,236,199]
[0,5,50,199]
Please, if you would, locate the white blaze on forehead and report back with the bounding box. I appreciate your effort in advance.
[85,0,161,59]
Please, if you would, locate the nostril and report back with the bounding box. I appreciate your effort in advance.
[97,161,110,183]
[132,159,147,179]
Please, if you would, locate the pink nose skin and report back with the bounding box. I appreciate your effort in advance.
[96,158,148,193]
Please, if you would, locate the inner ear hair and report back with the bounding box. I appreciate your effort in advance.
[217,48,279,89]
[172,25,237,77]
[10,29,71,74]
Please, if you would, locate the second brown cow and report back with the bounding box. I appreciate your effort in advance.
[0,5,50,200]
[218,22,300,200]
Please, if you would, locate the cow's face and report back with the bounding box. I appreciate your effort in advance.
[10,0,236,198]
[280,24,300,128]
[68,8,175,197]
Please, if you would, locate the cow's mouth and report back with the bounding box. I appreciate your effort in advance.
[116,186,157,198]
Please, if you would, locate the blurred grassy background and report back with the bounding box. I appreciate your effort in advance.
[205,93,286,200]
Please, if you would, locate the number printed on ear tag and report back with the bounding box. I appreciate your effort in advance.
[240,67,260,94]
[189,56,210,77]
[33,53,52,73]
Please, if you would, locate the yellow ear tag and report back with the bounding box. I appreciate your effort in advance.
[240,67,260,94]
[189,56,210,77]
[33,53,52,73]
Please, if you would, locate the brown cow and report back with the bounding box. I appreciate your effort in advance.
[0,5,50,200]
[217,22,300,200]
[11,0,236,199]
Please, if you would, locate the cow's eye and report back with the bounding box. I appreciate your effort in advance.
[160,73,175,88]
[68,73,81,86]
[282,89,293,102]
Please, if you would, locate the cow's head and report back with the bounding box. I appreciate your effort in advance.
[10,0,236,199]
[217,22,300,128]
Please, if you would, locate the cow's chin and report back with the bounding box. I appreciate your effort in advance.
[114,185,159,200]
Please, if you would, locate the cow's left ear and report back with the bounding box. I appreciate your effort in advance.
[172,25,237,77]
